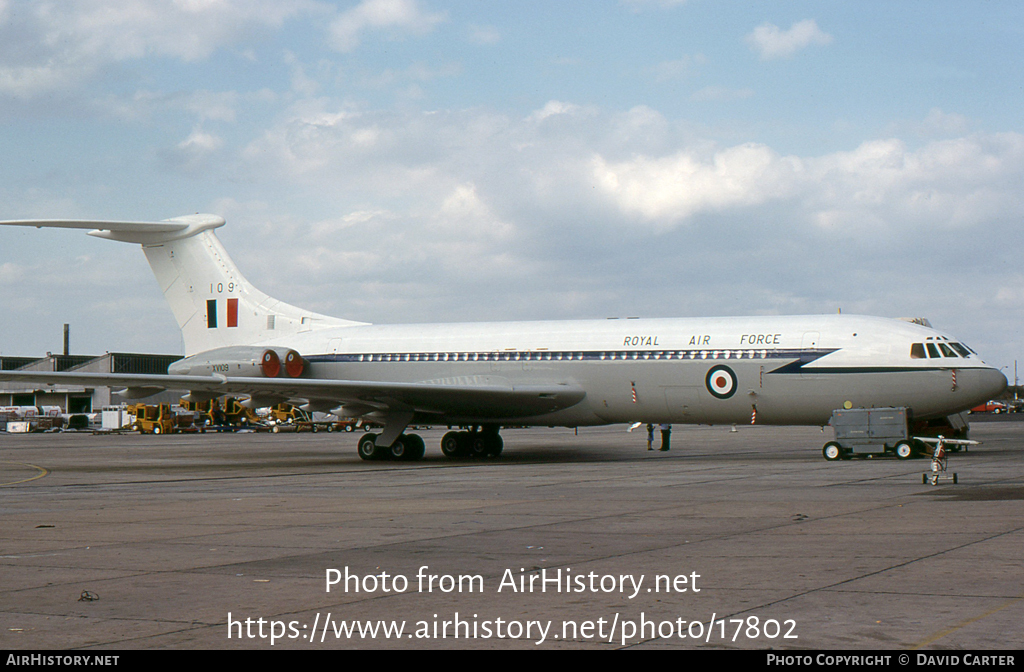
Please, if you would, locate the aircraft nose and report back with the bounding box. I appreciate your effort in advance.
[979,367,1008,399]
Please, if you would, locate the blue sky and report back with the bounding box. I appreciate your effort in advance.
[0,0,1021,377]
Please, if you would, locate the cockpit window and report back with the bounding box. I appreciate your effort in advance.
[950,343,971,357]
[915,340,971,359]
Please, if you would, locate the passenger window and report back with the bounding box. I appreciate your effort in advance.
[938,343,958,358]
[910,343,926,359]
[926,343,941,358]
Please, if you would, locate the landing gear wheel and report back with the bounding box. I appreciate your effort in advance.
[895,441,915,460]
[404,434,426,461]
[441,431,465,458]
[470,434,492,458]
[471,432,503,458]
[485,434,503,458]
[465,426,503,459]
[389,438,407,460]
[822,442,842,461]
[358,433,380,461]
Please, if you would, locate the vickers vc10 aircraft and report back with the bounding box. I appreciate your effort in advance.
[0,214,1007,460]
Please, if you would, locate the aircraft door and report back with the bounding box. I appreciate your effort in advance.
[798,330,829,403]
[663,386,703,422]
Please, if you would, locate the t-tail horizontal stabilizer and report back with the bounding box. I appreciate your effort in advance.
[0,214,222,243]
[0,214,364,355]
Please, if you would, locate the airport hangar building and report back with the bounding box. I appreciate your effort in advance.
[0,353,183,412]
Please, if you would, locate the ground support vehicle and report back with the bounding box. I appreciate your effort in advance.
[179,397,262,431]
[822,407,919,461]
[264,403,361,433]
[129,403,175,435]
[823,407,973,461]
[823,408,920,461]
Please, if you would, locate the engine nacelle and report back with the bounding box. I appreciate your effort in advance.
[284,350,306,378]
[169,347,306,378]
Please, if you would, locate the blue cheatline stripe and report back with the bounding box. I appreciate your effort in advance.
[302,349,953,374]
[305,348,840,365]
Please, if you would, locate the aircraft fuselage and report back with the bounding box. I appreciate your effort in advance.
[243,314,1006,427]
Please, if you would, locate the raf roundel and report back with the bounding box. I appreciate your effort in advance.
[705,365,738,399]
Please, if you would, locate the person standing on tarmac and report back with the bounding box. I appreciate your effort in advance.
[647,424,655,451]
[659,424,671,451]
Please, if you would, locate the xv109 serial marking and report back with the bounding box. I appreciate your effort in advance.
[0,214,1006,461]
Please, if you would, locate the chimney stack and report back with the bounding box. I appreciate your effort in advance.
[63,324,70,357]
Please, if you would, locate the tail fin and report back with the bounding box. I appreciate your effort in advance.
[0,214,363,355]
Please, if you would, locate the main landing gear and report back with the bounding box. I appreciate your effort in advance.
[356,426,504,462]
[357,433,426,462]
[441,426,503,459]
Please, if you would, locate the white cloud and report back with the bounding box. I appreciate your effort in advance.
[745,19,833,60]
[592,143,803,226]
[162,128,225,173]
[591,132,1024,234]
[526,100,595,123]
[328,0,445,53]
[237,101,1024,243]
[178,129,224,153]
[0,0,316,98]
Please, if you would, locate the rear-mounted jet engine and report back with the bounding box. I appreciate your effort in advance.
[169,346,306,378]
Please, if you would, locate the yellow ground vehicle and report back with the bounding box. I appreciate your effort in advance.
[221,397,260,426]
[130,403,175,435]
[267,403,316,432]
[179,397,261,429]
[265,403,360,433]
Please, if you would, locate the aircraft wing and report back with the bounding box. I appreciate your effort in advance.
[0,371,586,420]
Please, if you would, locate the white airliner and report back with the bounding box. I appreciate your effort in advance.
[0,214,1007,460]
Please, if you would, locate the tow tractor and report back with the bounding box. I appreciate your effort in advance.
[129,403,176,435]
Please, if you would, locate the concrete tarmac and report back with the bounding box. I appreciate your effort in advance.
[1,420,1022,650]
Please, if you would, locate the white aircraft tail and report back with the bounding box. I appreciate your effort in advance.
[0,214,361,355]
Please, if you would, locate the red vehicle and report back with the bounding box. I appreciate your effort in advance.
[971,401,1007,413]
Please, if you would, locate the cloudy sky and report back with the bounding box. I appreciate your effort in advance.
[0,0,1021,376]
